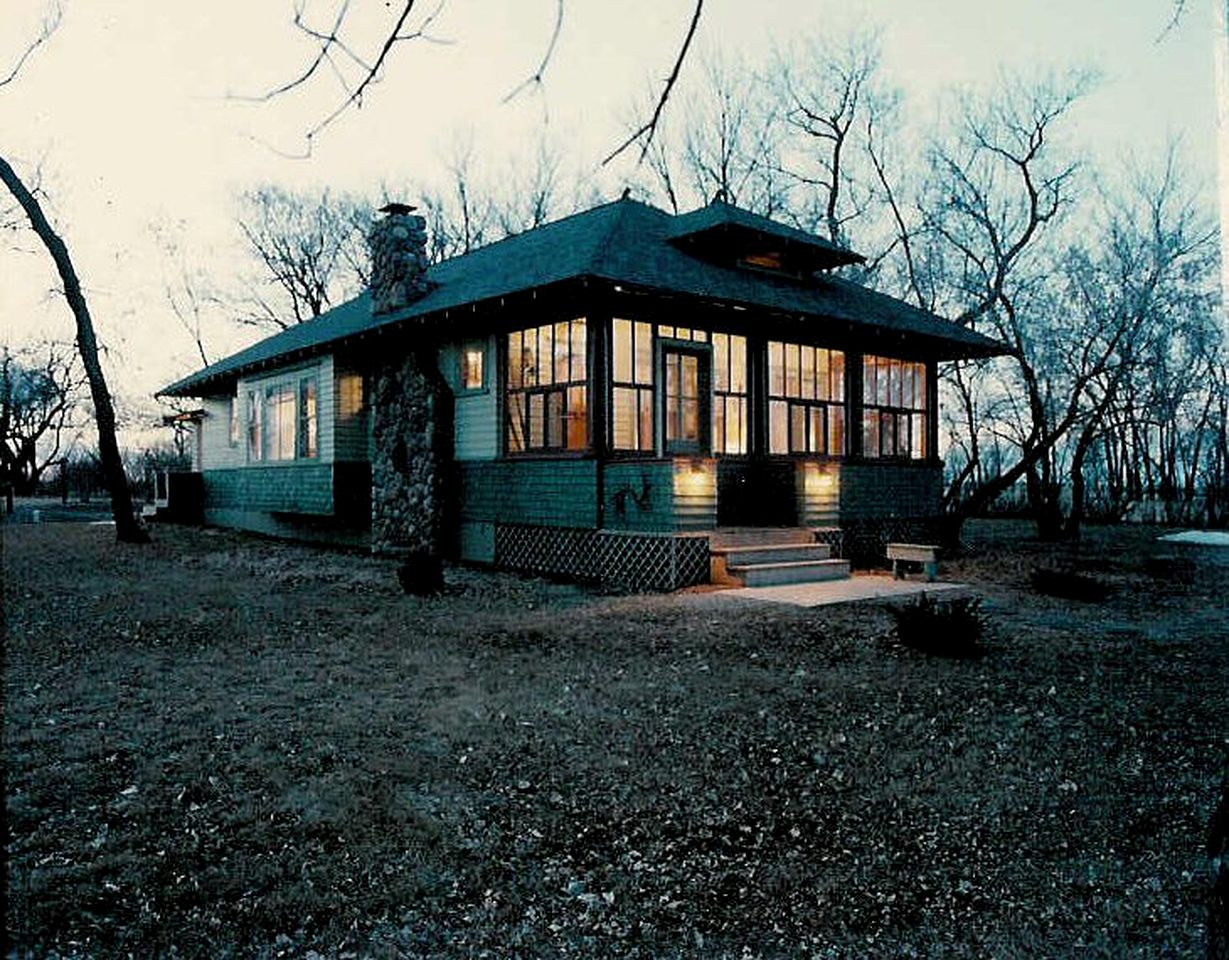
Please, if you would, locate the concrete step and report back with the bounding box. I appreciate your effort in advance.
[710,526,816,549]
[728,558,852,587]
[714,542,832,565]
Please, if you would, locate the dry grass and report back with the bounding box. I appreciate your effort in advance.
[3,516,1227,958]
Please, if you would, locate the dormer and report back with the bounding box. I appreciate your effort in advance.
[666,199,864,280]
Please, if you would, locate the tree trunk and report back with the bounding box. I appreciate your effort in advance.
[0,153,148,543]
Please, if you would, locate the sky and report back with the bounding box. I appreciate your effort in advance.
[1,0,1224,434]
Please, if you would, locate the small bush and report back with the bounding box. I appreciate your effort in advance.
[1030,567,1109,602]
[888,594,986,659]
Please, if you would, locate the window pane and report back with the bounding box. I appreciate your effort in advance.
[769,342,784,396]
[889,359,902,408]
[877,357,891,406]
[613,319,632,383]
[547,390,564,448]
[911,412,926,459]
[790,403,806,453]
[635,321,653,384]
[786,343,801,398]
[682,399,699,440]
[676,326,691,341]
[863,410,880,459]
[770,400,787,454]
[828,406,845,456]
[727,396,746,454]
[810,406,825,454]
[801,346,815,400]
[528,393,544,448]
[523,329,538,388]
[613,387,636,449]
[507,393,525,452]
[713,396,725,453]
[298,378,318,458]
[657,325,675,338]
[915,363,927,409]
[638,389,654,451]
[731,336,747,394]
[553,322,569,384]
[713,333,729,392]
[538,324,553,386]
[902,362,915,412]
[863,355,876,403]
[832,351,845,402]
[817,349,831,401]
[567,385,588,450]
[880,411,896,456]
[571,318,587,381]
[508,332,523,389]
[694,330,708,343]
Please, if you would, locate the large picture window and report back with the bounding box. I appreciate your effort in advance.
[862,354,927,459]
[611,318,655,452]
[768,341,846,456]
[506,318,588,453]
[245,372,319,463]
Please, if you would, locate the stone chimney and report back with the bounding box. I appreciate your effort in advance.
[368,202,429,314]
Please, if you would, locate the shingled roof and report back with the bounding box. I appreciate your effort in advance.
[159,198,1003,397]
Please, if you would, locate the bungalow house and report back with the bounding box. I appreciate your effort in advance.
[158,197,1002,589]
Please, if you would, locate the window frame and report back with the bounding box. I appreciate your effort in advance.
[861,354,929,461]
[503,318,590,457]
[766,340,847,458]
[659,339,712,457]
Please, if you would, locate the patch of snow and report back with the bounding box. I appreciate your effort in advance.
[1158,530,1229,547]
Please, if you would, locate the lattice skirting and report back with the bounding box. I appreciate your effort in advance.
[840,516,945,566]
[494,524,711,591]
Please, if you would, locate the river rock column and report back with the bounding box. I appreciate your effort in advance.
[367,203,446,560]
[370,353,440,556]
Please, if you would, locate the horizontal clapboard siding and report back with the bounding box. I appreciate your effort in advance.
[459,460,598,528]
[198,397,243,470]
[443,339,499,461]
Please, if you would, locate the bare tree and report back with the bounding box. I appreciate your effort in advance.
[0,154,148,541]
[236,185,372,328]
[0,342,82,510]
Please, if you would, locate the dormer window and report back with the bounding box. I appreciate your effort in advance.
[739,251,784,271]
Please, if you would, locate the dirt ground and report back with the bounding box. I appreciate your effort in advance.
[3,514,1227,958]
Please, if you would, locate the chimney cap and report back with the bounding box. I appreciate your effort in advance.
[379,202,417,216]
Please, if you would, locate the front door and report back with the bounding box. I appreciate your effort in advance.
[662,346,710,455]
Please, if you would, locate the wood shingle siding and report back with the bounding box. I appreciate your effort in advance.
[203,464,335,515]
[603,461,676,532]
[458,460,598,528]
[838,461,943,519]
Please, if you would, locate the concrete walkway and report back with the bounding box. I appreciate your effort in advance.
[714,573,971,608]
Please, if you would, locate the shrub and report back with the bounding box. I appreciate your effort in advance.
[1029,567,1110,602]
[888,594,986,659]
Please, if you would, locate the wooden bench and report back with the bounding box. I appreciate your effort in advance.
[887,542,940,582]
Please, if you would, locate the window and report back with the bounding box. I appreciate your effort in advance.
[338,373,363,418]
[246,390,262,462]
[656,325,708,343]
[767,341,846,456]
[711,332,748,455]
[263,384,297,461]
[862,355,927,459]
[245,373,319,463]
[506,319,588,453]
[297,377,318,459]
[611,318,655,452]
[662,347,709,454]
[461,340,485,391]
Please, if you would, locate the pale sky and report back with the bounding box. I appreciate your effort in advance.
[1,0,1222,427]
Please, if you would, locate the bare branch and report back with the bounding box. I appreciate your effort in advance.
[0,1,61,89]
[503,0,564,103]
[602,0,704,167]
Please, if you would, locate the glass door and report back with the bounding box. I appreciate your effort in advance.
[662,346,710,455]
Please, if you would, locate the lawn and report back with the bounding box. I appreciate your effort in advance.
[3,518,1227,958]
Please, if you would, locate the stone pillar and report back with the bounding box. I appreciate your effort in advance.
[366,203,450,560]
[370,353,441,556]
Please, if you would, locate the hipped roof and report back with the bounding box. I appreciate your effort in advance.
[160,197,1004,397]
